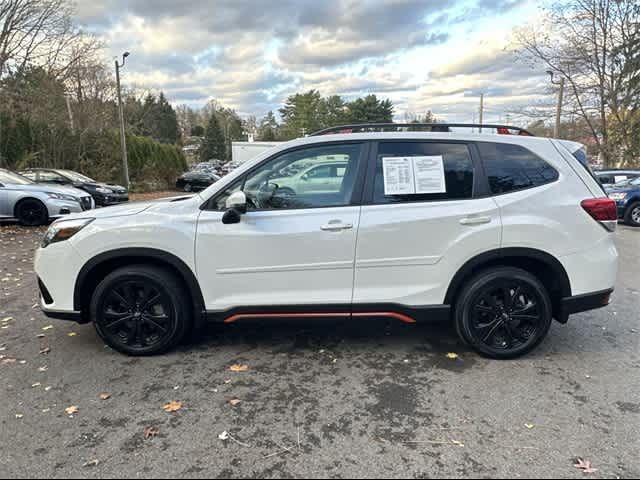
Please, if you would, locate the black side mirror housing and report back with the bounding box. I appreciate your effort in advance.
[222,208,242,224]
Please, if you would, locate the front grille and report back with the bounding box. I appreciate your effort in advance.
[80,197,93,211]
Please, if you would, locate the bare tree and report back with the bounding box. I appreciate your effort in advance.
[0,0,97,79]
[514,0,640,166]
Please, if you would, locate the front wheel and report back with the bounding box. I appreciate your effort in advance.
[91,265,192,356]
[454,267,552,359]
[16,199,48,226]
[624,202,640,227]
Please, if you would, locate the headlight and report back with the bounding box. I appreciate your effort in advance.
[609,192,627,201]
[95,187,112,194]
[41,218,94,248]
[47,192,79,202]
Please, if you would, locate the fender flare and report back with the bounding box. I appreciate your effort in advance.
[443,247,572,305]
[74,248,206,325]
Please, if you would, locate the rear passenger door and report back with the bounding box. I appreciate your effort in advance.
[353,141,502,307]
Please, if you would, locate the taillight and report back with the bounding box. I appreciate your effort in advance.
[581,198,617,232]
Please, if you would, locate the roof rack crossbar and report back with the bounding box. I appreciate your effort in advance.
[310,123,534,137]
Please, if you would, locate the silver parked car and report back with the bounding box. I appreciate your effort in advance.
[0,169,94,226]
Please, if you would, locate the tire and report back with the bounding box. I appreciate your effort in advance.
[90,265,192,356]
[624,202,640,227]
[183,183,193,193]
[15,198,48,226]
[454,267,553,359]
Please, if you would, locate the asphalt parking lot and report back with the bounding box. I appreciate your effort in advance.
[0,222,638,479]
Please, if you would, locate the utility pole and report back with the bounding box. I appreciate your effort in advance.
[548,70,565,138]
[479,93,484,132]
[115,52,131,189]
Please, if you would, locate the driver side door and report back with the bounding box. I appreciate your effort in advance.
[195,142,368,312]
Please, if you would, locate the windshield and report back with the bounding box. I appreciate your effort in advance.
[59,170,95,183]
[0,170,34,185]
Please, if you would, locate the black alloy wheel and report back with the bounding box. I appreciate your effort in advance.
[91,266,191,355]
[455,267,552,359]
[16,199,48,226]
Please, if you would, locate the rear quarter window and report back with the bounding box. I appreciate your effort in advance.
[478,142,559,194]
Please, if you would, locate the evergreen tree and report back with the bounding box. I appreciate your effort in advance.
[200,111,226,162]
[258,111,279,141]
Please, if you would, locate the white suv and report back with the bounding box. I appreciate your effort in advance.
[34,125,618,359]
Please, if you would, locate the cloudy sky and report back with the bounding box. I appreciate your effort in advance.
[76,0,550,123]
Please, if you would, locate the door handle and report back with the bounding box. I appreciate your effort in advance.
[321,220,353,231]
[459,216,492,226]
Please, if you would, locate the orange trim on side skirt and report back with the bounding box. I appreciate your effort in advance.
[223,311,417,324]
[352,311,417,324]
[223,312,351,324]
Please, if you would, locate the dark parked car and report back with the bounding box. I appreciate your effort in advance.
[20,169,128,206]
[607,177,640,226]
[176,171,220,192]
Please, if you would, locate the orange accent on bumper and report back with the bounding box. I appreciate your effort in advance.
[223,311,417,324]
[352,311,417,324]
[223,312,351,324]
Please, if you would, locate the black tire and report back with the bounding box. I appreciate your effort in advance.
[183,183,193,193]
[90,265,192,356]
[624,202,640,227]
[15,198,48,226]
[454,267,553,359]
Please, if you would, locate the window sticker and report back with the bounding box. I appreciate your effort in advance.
[382,157,414,195]
[412,156,446,194]
[382,156,446,195]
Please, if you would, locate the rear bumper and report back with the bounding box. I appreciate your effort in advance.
[41,305,83,322]
[560,288,614,320]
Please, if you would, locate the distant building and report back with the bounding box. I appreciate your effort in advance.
[231,141,282,165]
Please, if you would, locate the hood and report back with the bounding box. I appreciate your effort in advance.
[5,183,89,197]
[66,194,199,220]
[83,182,127,191]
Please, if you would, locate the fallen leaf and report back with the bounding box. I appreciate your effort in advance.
[218,431,229,441]
[524,423,535,429]
[451,440,465,447]
[65,405,79,415]
[574,458,597,474]
[229,364,249,372]
[99,393,111,400]
[39,347,51,355]
[42,325,53,331]
[83,459,99,468]
[67,332,77,337]
[31,382,41,388]
[38,366,48,372]
[224,379,232,384]
[1,358,16,365]
[143,426,160,440]
[162,401,183,413]
[44,386,52,391]
[446,352,459,359]
[15,414,23,419]
[228,398,242,407]
[1,317,13,323]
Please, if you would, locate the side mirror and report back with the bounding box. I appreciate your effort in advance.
[222,191,247,225]
[225,191,247,213]
[301,174,309,181]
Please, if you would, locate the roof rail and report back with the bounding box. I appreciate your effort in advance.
[310,123,534,137]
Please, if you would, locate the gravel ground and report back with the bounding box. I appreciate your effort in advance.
[0,222,638,479]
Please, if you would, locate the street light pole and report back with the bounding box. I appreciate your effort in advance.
[115,52,131,189]
[548,70,565,138]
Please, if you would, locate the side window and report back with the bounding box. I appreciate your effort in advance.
[478,142,559,194]
[212,143,363,211]
[21,171,36,181]
[38,171,66,183]
[373,142,474,204]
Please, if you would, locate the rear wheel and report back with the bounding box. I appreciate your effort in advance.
[91,265,192,356]
[183,183,193,192]
[454,267,552,359]
[624,202,640,227]
[16,199,48,226]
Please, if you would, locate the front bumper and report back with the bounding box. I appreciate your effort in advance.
[95,193,129,206]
